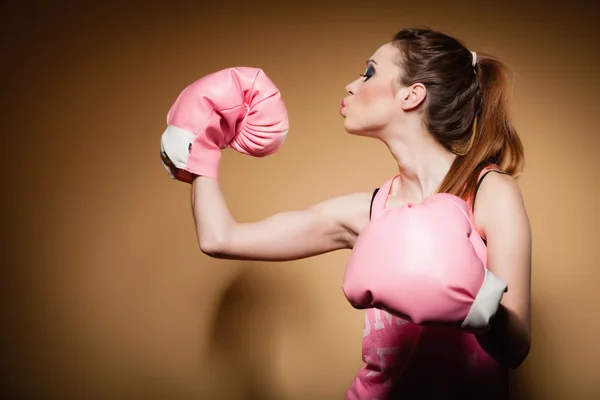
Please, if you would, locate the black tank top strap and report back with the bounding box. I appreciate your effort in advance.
[471,168,510,211]
[368,175,397,220]
[470,165,510,246]
[369,188,380,220]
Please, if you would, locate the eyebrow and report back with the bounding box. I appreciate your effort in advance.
[366,59,377,65]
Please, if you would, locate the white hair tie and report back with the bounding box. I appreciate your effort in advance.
[471,51,477,67]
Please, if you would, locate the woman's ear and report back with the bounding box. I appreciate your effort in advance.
[398,83,427,111]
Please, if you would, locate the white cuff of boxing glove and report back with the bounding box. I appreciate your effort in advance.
[461,269,508,333]
[160,124,222,180]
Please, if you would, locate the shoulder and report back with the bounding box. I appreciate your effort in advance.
[477,171,524,204]
[473,171,530,241]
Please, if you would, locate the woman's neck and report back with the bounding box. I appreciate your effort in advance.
[383,131,456,202]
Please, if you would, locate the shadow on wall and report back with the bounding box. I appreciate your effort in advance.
[205,262,318,400]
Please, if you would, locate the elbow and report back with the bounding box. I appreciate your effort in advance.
[508,333,532,370]
[198,237,229,258]
[476,306,532,370]
[510,317,532,369]
[507,350,530,370]
[197,221,237,259]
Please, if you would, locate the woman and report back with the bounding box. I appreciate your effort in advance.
[192,27,532,399]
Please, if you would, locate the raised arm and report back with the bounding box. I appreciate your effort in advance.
[192,176,373,261]
[158,67,373,261]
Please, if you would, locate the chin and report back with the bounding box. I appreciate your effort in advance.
[343,121,376,138]
[343,119,363,136]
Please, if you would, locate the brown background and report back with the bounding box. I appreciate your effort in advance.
[3,0,598,398]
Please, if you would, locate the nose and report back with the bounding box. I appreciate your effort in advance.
[345,79,358,95]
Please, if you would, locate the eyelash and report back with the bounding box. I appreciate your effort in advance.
[360,66,375,81]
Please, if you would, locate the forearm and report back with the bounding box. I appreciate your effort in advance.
[475,304,531,369]
[191,176,236,250]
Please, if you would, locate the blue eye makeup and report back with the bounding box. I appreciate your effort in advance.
[360,65,375,81]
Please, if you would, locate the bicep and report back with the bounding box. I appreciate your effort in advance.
[474,173,532,330]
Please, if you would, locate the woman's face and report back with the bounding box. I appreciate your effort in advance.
[341,43,404,137]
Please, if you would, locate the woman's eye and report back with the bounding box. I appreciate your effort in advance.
[359,66,374,81]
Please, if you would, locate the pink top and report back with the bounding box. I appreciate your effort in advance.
[345,165,509,400]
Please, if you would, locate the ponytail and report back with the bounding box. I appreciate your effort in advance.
[436,52,525,200]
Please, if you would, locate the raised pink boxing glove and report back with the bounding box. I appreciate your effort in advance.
[342,192,507,333]
[160,67,289,182]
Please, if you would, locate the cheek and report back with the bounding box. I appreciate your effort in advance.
[344,83,397,134]
[356,81,395,106]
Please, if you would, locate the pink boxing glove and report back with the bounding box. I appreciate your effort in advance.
[342,193,507,333]
[160,67,289,182]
